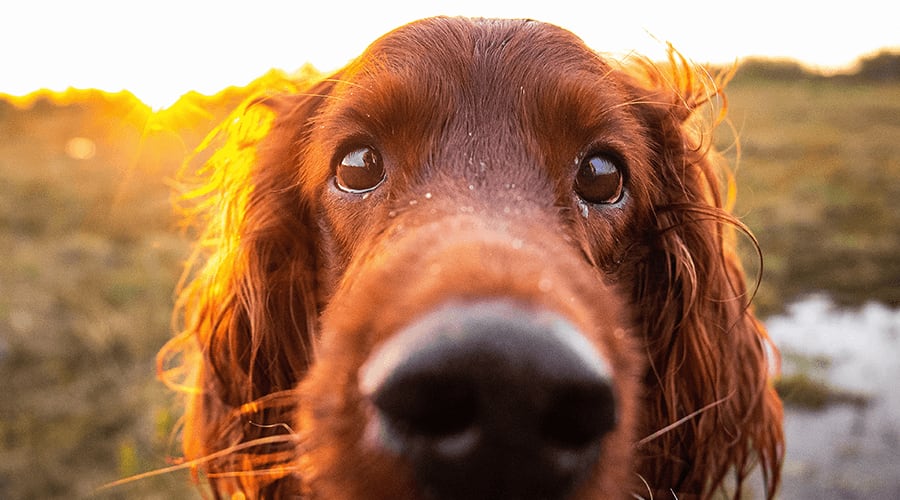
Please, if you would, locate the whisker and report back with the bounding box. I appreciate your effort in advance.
[249,420,297,435]
[97,434,300,491]
[636,394,733,447]
[206,465,300,479]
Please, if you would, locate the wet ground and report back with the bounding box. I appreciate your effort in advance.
[768,296,900,499]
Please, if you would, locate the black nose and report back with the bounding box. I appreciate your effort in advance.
[359,301,617,500]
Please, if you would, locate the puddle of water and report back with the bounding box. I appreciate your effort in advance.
[766,295,900,499]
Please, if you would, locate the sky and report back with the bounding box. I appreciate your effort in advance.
[3,0,897,109]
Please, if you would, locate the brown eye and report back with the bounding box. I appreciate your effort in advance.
[335,146,385,193]
[574,154,625,205]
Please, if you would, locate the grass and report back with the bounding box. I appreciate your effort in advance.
[0,97,197,498]
[775,372,871,410]
[720,78,900,314]
[774,348,871,410]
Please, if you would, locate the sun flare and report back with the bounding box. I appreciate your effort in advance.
[3,0,895,112]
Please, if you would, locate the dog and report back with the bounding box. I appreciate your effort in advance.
[159,16,783,499]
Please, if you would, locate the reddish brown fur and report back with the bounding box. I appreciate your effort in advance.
[159,17,783,499]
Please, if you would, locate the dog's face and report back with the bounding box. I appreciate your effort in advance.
[173,16,782,500]
[292,18,648,499]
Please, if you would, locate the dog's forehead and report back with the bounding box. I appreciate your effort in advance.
[308,16,644,193]
[319,17,626,147]
[351,17,609,90]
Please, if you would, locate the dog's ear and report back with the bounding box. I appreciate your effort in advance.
[621,52,783,497]
[158,74,338,494]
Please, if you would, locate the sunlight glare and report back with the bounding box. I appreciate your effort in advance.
[65,137,97,160]
[0,1,896,110]
[140,86,191,112]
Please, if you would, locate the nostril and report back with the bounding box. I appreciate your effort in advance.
[540,384,617,449]
[375,375,478,439]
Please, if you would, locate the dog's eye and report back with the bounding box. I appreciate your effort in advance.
[335,146,385,193]
[574,154,624,205]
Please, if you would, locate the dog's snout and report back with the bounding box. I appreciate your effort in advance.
[359,301,617,499]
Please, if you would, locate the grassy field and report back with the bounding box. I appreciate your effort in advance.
[0,63,897,498]
[723,76,899,314]
[0,94,199,498]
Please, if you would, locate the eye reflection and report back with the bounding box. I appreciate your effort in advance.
[335,146,385,193]
[574,154,624,205]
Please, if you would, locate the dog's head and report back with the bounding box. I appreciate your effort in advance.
[161,17,782,499]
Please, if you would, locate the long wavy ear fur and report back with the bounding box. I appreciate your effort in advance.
[158,75,335,496]
[622,50,784,498]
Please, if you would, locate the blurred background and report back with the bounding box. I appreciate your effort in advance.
[1,1,897,498]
